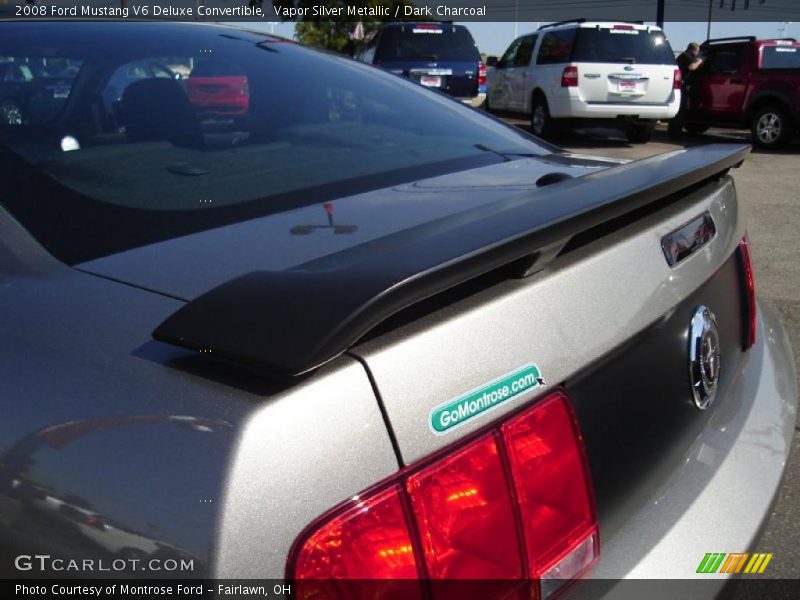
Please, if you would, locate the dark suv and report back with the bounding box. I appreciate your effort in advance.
[355,22,486,107]
[680,36,800,148]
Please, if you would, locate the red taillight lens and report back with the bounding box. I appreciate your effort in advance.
[478,63,487,86]
[673,68,682,90]
[290,390,598,598]
[293,485,420,579]
[501,392,597,581]
[407,435,521,582]
[739,234,757,348]
[561,66,578,87]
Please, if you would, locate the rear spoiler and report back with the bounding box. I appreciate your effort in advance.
[152,144,750,377]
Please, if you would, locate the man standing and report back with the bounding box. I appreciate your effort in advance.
[668,42,704,139]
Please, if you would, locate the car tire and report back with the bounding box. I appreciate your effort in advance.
[751,104,793,149]
[530,95,561,140]
[684,123,709,135]
[0,99,23,126]
[626,123,655,144]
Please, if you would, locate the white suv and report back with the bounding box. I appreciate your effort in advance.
[487,20,681,143]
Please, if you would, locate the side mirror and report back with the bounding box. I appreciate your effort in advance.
[486,56,498,68]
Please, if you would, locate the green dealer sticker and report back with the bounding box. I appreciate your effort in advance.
[429,363,545,435]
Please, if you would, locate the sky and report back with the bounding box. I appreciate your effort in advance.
[251,20,793,57]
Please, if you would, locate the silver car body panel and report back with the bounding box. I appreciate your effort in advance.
[212,358,400,578]
[352,177,744,464]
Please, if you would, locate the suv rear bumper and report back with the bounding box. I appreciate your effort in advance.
[571,301,796,589]
[550,92,681,120]
[459,92,486,108]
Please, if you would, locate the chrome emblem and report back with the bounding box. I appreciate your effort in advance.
[689,306,721,410]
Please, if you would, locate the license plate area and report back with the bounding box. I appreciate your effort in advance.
[609,72,648,96]
[420,75,442,88]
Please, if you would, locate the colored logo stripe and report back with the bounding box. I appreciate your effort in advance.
[744,553,773,574]
[696,553,726,573]
[697,552,773,574]
[720,553,749,574]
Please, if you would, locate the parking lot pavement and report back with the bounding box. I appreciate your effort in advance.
[502,119,800,577]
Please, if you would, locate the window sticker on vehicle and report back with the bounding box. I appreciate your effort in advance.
[429,364,545,435]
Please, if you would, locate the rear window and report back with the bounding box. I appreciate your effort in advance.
[0,23,547,265]
[375,25,480,62]
[536,29,577,65]
[573,28,675,64]
[760,45,800,69]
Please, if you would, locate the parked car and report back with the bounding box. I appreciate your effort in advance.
[184,58,250,117]
[0,21,796,597]
[355,22,486,107]
[487,19,681,142]
[679,36,800,149]
[0,59,77,126]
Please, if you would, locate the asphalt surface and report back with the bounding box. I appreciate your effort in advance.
[501,119,800,579]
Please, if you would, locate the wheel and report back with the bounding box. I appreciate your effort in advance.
[530,95,560,140]
[684,123,709,135]
[751,104,793,149]
[626,123,655,144]
[0,99,22,126]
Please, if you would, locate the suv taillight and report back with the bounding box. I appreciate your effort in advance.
[478,62,487,86]
[673,68,682,90]
[561,66,578,87]
[739,234,757,348]
[289,390,598,599]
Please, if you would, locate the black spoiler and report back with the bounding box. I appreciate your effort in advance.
[153,144,749,376]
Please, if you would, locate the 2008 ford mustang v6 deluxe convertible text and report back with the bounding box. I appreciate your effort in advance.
[0,21,796,599]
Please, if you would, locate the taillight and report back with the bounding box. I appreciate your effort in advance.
[738,234,757,349]
[673,68,682,90]
[502,392,597,587]
[561,66,578,87]
[478,63,487,86]
[407,435,521,582]
[289,390,598,599]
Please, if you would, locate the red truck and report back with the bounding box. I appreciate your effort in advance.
[679,36,800,149]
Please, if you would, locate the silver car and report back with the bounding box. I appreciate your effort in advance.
[0,21,795,599]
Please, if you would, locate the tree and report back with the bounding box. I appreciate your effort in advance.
[295,19,359,54]
[273,0,417,54]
